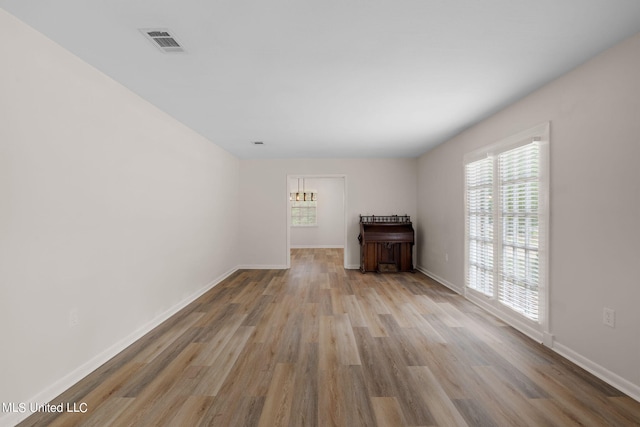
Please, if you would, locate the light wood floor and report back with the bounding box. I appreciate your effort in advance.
[18,248,640,426]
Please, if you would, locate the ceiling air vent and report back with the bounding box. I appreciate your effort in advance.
[140,28,185,53]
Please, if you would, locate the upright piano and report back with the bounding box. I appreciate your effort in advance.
[358,215,414,273]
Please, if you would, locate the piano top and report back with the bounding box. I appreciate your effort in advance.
[360,214,411,225]
[359,223,414,243]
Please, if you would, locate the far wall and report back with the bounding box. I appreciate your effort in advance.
[239,158,417,269]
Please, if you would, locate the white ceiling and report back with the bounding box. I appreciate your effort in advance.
[3,1,640,159]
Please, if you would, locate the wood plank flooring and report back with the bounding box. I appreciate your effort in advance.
[17,248,640,426]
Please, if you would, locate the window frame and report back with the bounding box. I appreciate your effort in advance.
[463,122,550,343]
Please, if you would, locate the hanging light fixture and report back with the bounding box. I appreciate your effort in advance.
[290,178,317,202]
[290,178,302,201]
[303,178,308,201]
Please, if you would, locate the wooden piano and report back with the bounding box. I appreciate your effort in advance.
[358,215,414,273]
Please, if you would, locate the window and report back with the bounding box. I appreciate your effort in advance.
[290,192,317,226]
[498,142,541,320]
[464,123,549,337]
[466,156,494,297]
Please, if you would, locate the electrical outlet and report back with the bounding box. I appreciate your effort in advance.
[603,307,615,328]
[69,308,79,328]
[445,253,449,262]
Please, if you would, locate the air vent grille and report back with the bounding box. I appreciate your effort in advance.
[140,28,185,53]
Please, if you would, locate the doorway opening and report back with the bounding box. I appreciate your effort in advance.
[286,175,347,269]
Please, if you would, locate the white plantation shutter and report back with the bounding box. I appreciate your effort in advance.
[498,142,540,321]
[464,123,548,334]
[465,158,494,297]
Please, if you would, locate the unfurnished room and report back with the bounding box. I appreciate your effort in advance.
[1,1,640,426]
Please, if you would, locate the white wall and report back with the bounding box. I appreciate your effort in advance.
[417,32,640,399]
[0,10,240,424]
[240,159,417,268]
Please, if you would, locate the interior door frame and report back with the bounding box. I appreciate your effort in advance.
[285,174,348,269]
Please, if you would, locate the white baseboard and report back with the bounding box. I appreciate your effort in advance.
[465,292,544,344]
[418,265,544,342]
[552,342,640,402]
[237,264,288,270]
[290,245,344,249]
[542,331,555,347]
[416,266,463,294]
[0,267,237,427]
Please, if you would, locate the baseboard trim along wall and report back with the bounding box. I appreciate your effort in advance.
[1,267,238,427]
[553,343,640,403]
[290,245,345,249]
[416,266,462,294]
[417,265,640,404]
[419,265,543,342]
[237,264,288,270]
